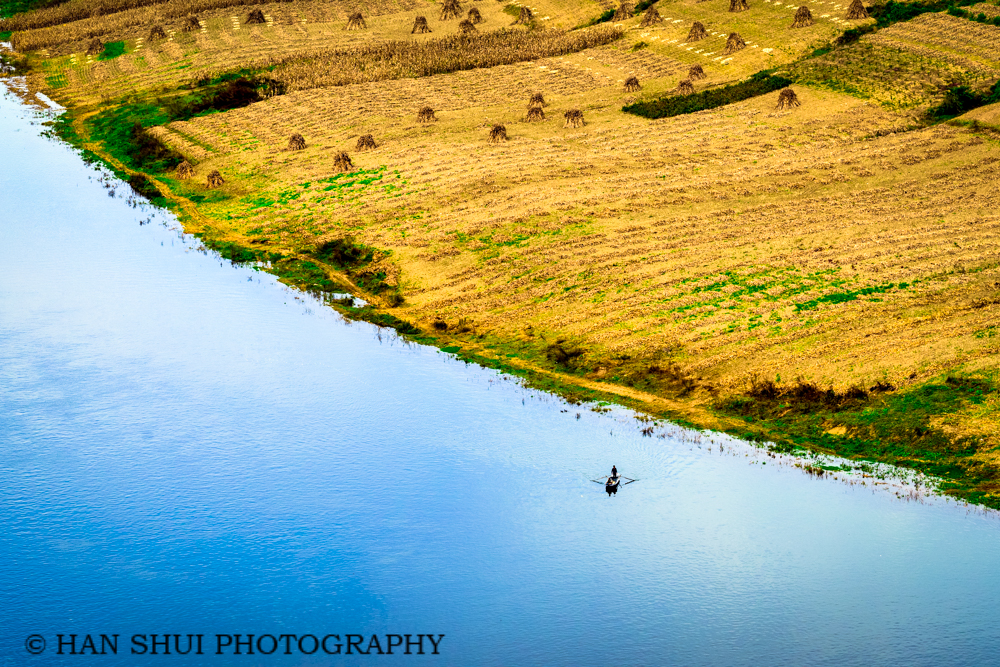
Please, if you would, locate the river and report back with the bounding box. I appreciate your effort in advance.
[2,80,1000,666]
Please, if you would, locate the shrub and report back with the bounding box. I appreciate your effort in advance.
[623,71,792,119]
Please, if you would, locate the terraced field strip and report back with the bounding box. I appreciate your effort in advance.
[871,12,1000,74]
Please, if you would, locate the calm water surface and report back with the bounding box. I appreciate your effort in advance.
[2,82,1000,666]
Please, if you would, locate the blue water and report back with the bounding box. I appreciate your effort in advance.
[2,81,1000,666]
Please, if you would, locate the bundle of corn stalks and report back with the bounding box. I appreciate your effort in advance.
[790,5,813,27]
[513,6,533,24]
[418,105,437,122]
[245,8,265,24]
[148,24,166,39]
[356,134,377,150]
[526,105,544,121]
[612,1,633,20]
[85,37,103,55]
[411,15,431,32]
[723,32,746,54]
[206,170,225,188]
[564,109,584,128]
[676,79,694,94]
[529,91,546,107]
[346,11,366,29]
[333,151,354,172]
[458,18,476,32]
[687,21,707,41]
[688,63,706,80]
[288,133,306,150]
[775,87,800,109]
[488,123,508,143]
[176,160,194,179]
[182,14,200,31]
[441,0,461,20]
[468,6,483,23]
[624,75,640,92]
[639,6,663,26]
[729,0,749,12]
[845,0,868,18]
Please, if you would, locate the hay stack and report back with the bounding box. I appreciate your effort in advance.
[288,133,306,150]
[775,87,801,110]
[245,8,266,24]
[526,105,545,121]
[488,123,508,143]
[333,151,354,172]
[148,25,166,40]
[176,160,194,179]
[346,11,366,29]
[723,32,746,54]
[412,15,432,32]
[688,63,707,80]
[182,14,200,31]
[85,38,103,55]
[468,6,483,23]
[417,106,437,122]
[676,79,694,95]
[729,0,749,11]
[529,92,546,107]
[624,76,641,92]
[206,170,224,188]
[513,6,533,24]
[441,0,461,20]
[687,21,707,41]
[458,18,477,32]
[613,1,633,20]
[791,5,813,26]
[845,0,868,18]
[640,6,663,25]
[564,109,584,128]
[356,134,377,150]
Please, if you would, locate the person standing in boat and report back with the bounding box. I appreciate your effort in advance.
[611,465,618,479]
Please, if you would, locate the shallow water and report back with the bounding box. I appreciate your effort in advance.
[2,82,1000,666]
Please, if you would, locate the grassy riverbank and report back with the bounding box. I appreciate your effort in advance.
[4,0,1000,506]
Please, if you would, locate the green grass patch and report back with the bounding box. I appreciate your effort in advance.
[98,40,125,60]
[623,72,792,119]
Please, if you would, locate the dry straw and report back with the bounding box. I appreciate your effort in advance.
[513,6,533,24]
[529,92,545,107]
[723,32,746,54]
[488,123,508,143]
[458,18,476,33]
[468,7,483,23]
[288,133,306,150]
[791,6,813,27]
[845,0,868,18]
[85,37,103,55]
[687,21,706,41]
[333,152,355,172]
[624,75,640,92]
[148,24,166,39]
[245,8,265,24]
[206,170,225,188]
[729,0,749,11]
[411,15,431,32]
[688,63,707,80]
[639,6,662,26]
[182,14,200,31]
[356,134,377,150]
[418,105,437,122]
[676,79,694,94]
[526,105,544,121]
[441,0,461,20]
[346,11,366,29]
[564,109,584,128]
[612,1,633,20]
[775,87,801,109]
[1,0,286,32]
[176,160,194,179]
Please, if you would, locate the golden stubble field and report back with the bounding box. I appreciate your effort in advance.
[11,0,1000,447]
